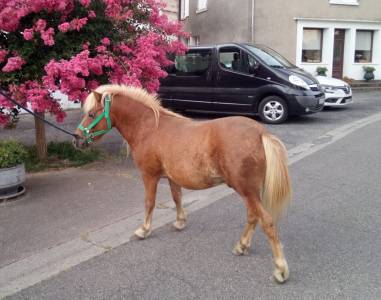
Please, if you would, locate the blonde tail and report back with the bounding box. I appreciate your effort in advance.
[261,133,292,220]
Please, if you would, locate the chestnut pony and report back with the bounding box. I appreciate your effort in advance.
[75,85,292,283]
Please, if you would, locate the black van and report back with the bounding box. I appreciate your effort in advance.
[159,43,325,124]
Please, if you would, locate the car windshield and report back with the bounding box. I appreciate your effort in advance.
[245,45,294,69]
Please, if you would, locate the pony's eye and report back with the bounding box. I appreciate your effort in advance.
[88,112,95,119]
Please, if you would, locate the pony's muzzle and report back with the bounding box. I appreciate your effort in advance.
[72,134,88,150]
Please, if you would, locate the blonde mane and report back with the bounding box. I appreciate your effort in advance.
[83,84,186,126]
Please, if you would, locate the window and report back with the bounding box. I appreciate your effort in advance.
[302,28,323,63]
[197,0,207,12]
[329,0,359,5]
[180,0,189,19]
[218,47,257,74]
[355,30,373,63]
[169,50,211,76]
[187,35,200,46]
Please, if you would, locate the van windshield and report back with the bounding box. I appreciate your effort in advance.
[245,45,294,69]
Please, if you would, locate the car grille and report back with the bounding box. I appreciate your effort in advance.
[337,86,351,94]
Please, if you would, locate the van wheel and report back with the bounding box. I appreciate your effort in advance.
[258,96,288,124]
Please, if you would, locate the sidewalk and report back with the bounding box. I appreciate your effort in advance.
[0,110,188,268]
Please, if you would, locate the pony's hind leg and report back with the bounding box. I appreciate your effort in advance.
[254,199,289,283]
[233,198,258,256]
[169,180,186,230]
[134,174,159,239]
[233,194,289,283]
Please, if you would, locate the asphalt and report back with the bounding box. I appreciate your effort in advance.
[6,115,381,300]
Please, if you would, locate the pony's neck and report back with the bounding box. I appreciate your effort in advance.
[111,95,158,150]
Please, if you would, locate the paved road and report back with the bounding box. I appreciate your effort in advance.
[7,104,381,299]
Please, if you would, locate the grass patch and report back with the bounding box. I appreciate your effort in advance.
[25,141,102,172]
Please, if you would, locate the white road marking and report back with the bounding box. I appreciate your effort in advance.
[1,112,381,297]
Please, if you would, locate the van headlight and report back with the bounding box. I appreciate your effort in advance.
[289,75,310,90]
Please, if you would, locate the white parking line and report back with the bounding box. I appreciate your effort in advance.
[1,112,381,298]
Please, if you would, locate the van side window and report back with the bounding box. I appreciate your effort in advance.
[171,50,212,76]
[219,47,257,74]
[219,47,242,71]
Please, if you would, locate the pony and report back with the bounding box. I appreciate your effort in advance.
[74,84,292,283]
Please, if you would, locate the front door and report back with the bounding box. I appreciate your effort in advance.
[332,29,345,79]
[214,46,268,113]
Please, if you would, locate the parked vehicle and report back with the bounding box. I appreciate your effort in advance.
[159,43,325,124]
[315,76,353,107]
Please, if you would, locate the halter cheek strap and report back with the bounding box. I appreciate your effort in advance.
[78,94,112,143]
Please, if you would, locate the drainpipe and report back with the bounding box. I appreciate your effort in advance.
[178,0,181,21]
[251,0,255,43]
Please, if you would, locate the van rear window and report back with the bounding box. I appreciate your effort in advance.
[170,50,212,76]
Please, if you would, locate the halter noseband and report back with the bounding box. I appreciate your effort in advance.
[78,94,112,144]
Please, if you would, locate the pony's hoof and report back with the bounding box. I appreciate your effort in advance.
[134,227,151,239]
[173,220,186,231]
[232,242,249,256]
[273,259,289,283]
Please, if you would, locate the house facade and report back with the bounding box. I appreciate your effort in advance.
[181,0,381,80]
[163,0,179,21]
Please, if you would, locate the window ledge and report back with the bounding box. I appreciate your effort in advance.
[300,62,324,65]
[196,8,208,14]
[353,62,376,65]
[329,0,359,6]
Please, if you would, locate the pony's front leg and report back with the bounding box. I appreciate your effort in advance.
[169,180,186,230]
[134,174,159,239]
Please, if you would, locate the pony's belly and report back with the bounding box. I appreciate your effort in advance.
[164,170,225,190]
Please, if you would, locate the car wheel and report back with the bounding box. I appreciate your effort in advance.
[258,96,288,124]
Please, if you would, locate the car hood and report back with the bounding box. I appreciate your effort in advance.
[275,67,319,85]
[316,76,349,87]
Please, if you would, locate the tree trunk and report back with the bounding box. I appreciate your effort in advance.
[34,113,47,161]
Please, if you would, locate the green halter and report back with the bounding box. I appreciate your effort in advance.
[78,94,112,144]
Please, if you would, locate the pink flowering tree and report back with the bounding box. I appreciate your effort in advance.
[0,0,187,159]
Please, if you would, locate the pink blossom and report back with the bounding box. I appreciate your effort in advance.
[58,22,70,33]
[35,19,47,31]
[88,10,96,18]
[70,17,88,31]
[41,28,55,46]
[2,56,26,72]
[80,0,91,7]
[0,50,8,63]
[101,38,110,46]
[96,45,106,53]
[22,28,34,40]
[82,41,90,50]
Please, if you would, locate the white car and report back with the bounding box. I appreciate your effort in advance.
[316,76,353,107]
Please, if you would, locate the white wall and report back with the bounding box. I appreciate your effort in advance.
[296,18,381,80]
[19,91,80,115]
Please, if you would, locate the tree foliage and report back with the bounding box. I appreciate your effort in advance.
[0,0,187,126]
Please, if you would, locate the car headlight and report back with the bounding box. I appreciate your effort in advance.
[289,75,310,90]
[321,85,336,93]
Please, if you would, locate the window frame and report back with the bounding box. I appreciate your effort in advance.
[197,0,208,13]
[180,0,189,20]
[354,30,374,63]
[302,28,323,63]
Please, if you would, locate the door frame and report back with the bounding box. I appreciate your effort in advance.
[332,29,346,79]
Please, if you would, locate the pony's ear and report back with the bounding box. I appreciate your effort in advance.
[92,90,102,103]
